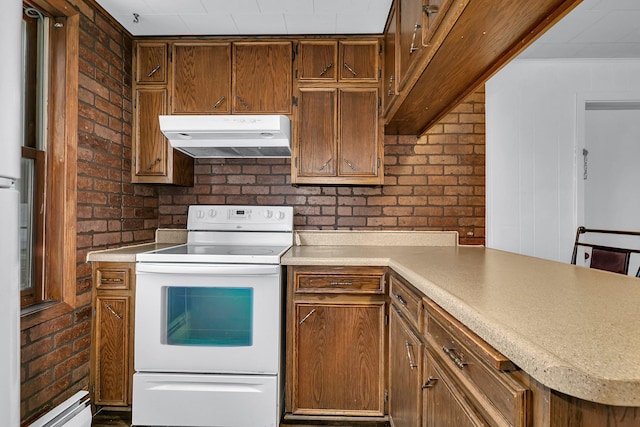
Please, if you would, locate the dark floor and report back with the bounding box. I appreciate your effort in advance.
[91,410,390,427]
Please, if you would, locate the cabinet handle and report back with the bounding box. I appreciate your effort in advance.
[387,76,395,97]
[319,63,333,77]
[343,62,357,77]
[422,376,438,389]
[318,158,332,171]
[329,281,353,286]
[393,293,407,307]
[146,65,161,78]
[101,277,123,283]
[343,158,356,171]
[236,96,250,110]
[299,309,316,325]
[423,4,439,16]
[405,341,418,369]
[212,96,226,109]
[104,303,123,320]
[146,157,161,171]
[410,22,422,53]
[442,345,467,369]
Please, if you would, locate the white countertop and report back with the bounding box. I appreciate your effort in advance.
[282,243,640,407]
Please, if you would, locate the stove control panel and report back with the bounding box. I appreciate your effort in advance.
[187,205,293,232]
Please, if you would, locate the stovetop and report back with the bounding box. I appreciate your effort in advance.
[137,205,294,264]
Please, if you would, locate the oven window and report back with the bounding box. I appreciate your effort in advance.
[165,287,253,346]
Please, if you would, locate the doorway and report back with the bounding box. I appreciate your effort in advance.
[576,95,640,273]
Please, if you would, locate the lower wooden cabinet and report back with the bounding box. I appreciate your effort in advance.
[90,262,135,408]
[286,266,387,419]
[422,348,485,427]
[389,306,423,427]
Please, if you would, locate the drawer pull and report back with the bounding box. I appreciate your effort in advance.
[146,65,161,78]
[329,281,352,286]
[422,376,438,389]
[393,293,407,307]
[443,346,467,369]
[105,303,122,320]
[101,277,123,283]
[299,309,316,325]
[343,62,357,77]
[211,96,226,109]
[405,341,418,369]
[319,62,333,76]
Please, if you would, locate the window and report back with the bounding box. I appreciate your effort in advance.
[20,6,47,308]
[20,0,78,325]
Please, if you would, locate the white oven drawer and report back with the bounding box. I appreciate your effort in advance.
[132,373,279,427]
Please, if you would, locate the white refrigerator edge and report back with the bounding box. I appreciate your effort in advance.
[1,1,24,426]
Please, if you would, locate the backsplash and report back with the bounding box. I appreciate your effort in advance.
[157,88,485,246]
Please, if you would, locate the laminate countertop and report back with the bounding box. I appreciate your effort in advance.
[282,238,640,407]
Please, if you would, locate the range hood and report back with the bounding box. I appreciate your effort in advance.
[159,115,291,158]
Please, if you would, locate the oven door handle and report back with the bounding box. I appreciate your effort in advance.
[136,263,281,276]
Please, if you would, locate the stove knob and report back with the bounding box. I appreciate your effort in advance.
[277,211,286,220]
[264,209,273,219]
[196,210,205,219]
[208,209,217,218]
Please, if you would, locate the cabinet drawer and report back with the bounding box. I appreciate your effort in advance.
[389,274,422,331]
[96,267,130,290]
[293,267,386,294]
[424,299,528,427]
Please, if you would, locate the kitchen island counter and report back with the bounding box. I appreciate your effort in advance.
[282,239,640,408]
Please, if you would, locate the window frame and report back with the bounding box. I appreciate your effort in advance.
[21,0,78,328]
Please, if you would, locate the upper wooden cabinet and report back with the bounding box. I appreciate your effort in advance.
[384,0,582,135]
[339,40,379,82]
[297,39,379,83]
[135,42,167,84]
[233,41,292,114]
[383,6,398,114]
[297,40,338,82]
[397,0,425,90]
[133,87,193,185]
[171,43,231,114]
[293,87,381,185]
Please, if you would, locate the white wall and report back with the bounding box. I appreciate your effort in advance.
[486,59,640,262]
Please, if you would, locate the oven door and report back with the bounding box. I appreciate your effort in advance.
[134,262,282,374]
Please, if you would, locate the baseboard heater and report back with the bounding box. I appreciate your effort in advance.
[29,391,91,427]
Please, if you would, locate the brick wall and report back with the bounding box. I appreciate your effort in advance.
[158,88,485,245]
[20,1,156,423]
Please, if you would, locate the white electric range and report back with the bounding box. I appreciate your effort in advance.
[133,205,293,427]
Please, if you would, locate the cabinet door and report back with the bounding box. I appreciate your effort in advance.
[136,42,167,84]
[297,41,338,82]
[339,40,379,82]
[422,0,454,47]
[383,6,398,113]
[295,88,337,178]
[398,0,424,89]
[94,294,131,406]
[233,42,292,114]
[134,87,167,178]
[293,302,385,416]
[172,43,231,114]
[339,88,379,178]
[423,349,486,427]
[389,307,423,427]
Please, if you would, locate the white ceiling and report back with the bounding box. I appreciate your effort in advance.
[519,0,640,59]
[94,0,640,58]
[94,0,393,36]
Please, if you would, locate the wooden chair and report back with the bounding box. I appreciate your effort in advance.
[571,226,640,275]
